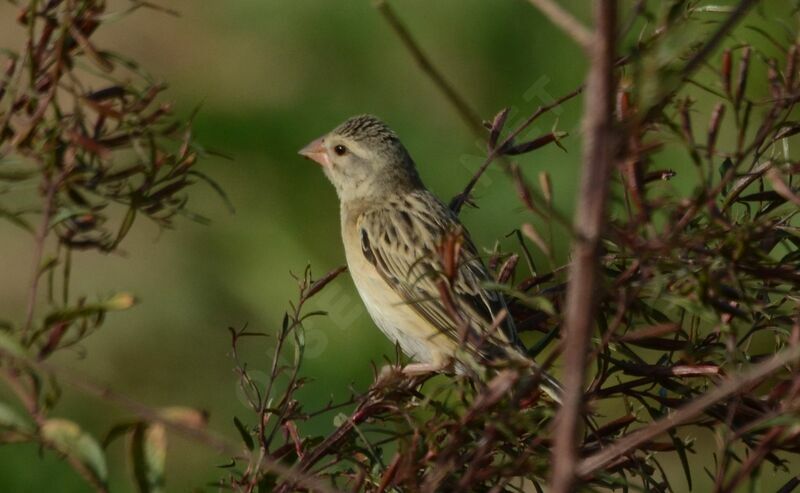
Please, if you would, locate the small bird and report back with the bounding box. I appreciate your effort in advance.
[299,114,561,401]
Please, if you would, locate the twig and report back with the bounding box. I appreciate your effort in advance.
[524,0,592,50]
[449,85,583,214]
[576,344,800,478]
[549,1,617,492]
[375,0,485,139]
[23,172,60,337]
[643,0,758,121]
[375,0,579,224]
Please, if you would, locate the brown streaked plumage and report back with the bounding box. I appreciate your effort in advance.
[299,114,561,401]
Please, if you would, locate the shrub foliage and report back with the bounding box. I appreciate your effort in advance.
[1,1,799,492]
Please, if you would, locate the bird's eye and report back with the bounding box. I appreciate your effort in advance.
[334,144,348,156]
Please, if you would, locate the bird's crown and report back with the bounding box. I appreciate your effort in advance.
[333,114,399,147]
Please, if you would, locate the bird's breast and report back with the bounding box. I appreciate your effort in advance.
[339,209,446,364]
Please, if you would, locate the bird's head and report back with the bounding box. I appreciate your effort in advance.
[299,114,423,202]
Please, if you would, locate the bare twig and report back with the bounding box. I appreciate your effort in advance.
[23,172,60,336]
[449,85,583,214]
[374,0,581,221]
[549,2,617,492]
[524,0,592,49]
[576,344,800,478]
[644,0,759,120]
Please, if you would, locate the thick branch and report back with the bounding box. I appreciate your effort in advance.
[549,1,617,492]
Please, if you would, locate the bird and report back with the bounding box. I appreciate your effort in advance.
[298,114,561,402]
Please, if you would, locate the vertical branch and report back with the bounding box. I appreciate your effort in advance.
[549,1,617,492]
[23,173,58,336]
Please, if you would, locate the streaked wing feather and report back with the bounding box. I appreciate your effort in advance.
[358,190,521,362]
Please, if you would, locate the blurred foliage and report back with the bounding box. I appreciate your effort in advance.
[0,0,218,491]
[1,0,800,492]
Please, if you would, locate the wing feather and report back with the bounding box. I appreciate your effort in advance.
[358,190,523,363]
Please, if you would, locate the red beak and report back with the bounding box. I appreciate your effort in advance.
[298,137,330,167]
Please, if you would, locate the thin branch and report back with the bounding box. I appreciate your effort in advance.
[549,1,617,492]
[375,0,485,139]
[23,171,59,337]
[449,85,583,214]
[375,0,581,221]
[524,0,592,50]
[576,344,800,478]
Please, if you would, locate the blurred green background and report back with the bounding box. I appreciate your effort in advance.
[0,0,796,491]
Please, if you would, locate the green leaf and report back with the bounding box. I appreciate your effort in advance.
[113,206,137,249]
[668,429,692,491]
[0,401,34,434]
[41,419,108,488]
[718,158,734,194]
[131,423,166,493]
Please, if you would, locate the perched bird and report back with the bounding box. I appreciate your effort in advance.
[299,114,561,401]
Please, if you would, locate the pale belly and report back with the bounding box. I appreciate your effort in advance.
[352,269,437,364]
[342,225,454,367]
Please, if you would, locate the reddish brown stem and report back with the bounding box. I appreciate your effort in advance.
[549,1,617,492]
[23,173,59,337]
[576,345,800,478]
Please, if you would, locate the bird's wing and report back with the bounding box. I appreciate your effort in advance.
[358,190,522,363]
